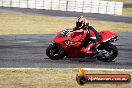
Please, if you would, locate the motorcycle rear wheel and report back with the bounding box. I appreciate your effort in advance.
[46,43,65,60]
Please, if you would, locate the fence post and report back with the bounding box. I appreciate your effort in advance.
[106,1,109,15]
[43,0,44,9]
[58,0,60,10]
[10,0,12,7]
[27,0,28,8]
[19,0,20,8]
[35,0,36,9]
[114,2,116,15]
[75,0,76,11]
[90,0,92,13]
[51,0,52,10]
[98,1,100,13]
[82,0,84,12]
[66,0,69,11]
[2,0,3,7]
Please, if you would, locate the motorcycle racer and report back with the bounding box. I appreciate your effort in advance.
[68,16,101,55]
[46,16,119,61]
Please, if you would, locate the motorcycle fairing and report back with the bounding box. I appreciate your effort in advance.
[99,31,118,43]
[53,30,118,58]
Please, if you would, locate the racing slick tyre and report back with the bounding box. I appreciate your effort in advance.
[46,43,65,60]
[97,43,118,62]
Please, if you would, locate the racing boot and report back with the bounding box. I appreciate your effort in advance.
[81,47,95,55]
[81,43,97,55]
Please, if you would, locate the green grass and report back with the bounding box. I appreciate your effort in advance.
[0,12,132,35]
[0,69,131,88]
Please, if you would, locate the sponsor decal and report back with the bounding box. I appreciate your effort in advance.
[76,68,131,85]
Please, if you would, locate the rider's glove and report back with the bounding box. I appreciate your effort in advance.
[64,29,73,32]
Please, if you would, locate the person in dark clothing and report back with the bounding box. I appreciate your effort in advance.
[67,16,101,55]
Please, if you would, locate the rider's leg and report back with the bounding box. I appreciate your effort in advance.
[81,41,97,54]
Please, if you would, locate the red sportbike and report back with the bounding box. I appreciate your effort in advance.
[46,30,119,62]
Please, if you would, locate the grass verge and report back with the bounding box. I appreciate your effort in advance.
[123,8,132,17]
[0,12,132,35]
[0,69,131,88]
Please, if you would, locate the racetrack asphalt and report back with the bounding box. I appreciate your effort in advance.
[0,7,132,23]
[0,7,132,69]
[0,33,132,69]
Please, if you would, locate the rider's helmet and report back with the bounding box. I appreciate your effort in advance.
[76,16,87,29]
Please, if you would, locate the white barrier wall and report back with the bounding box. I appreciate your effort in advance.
[0,0,123,15]
[28,0,35,9]
[59,0,67,11]
[12,0,20,7]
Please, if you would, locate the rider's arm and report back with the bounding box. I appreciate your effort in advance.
[88,26,96,30]
[89,30,97,42]
[85,24,98,42]
[72,27,80,31]
[86,23,96,31]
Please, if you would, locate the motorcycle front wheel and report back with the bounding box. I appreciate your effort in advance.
[46,43,65,60]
